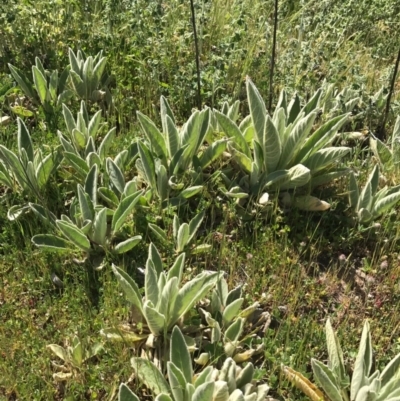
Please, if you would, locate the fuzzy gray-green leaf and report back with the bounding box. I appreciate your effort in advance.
[215,110,251,157]
[64,151,89,178]
[351,321,373,400]
[325,319,347,386]
[107,157,125,195]
[372,191,400,218]
[32,234,71,251]
[165,114,179,159]
[138,142,157,189]
[222,298,244,326]
[302,147,350,174]
[112,264,143,313]
[17,118,34,162]
[137,111,167,160]
[131,357,169,395]
[92,207,107,246]
[36,152,55,188]
[192,382,214,401]
[98,128,116,161]
[246,77,267,146]
[56,220,91,251]
[145,259,159,306]
[114,236,142,254]
[78,184,94,222]
[224,317,244,343]
[148,224,168,243]
[180,186,203,199]
[176,223,189,253]
[311,359,342,401]
[170,326,193,383]
[85,164,98,205]
[188,210,205,243]
[8,63,36,100]
[32,65,50,106]
[278,112,317,169]
[199,138,228,169]
[111,190,142,233]
[166,253,185,283]
[160,95,176,133]
[295,113,350,164]
[118,383,140,401]
[143,301,165,335]
[263,115,281,173]
[175,272,221,319]
[349,172,360,208]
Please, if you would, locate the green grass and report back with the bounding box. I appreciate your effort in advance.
[1,0,400,400]
[2,199,400,399]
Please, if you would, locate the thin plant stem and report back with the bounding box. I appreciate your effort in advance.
[269,0,279,113]
[379,45,400,140]
[189,0,202,110]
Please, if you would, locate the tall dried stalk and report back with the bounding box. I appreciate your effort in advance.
[378,45,400,140]
[268,0,279,113]
[189,0,202,110]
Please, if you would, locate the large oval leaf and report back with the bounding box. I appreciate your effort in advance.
[17,118,34,162]
[351,321,373,400]
[32,65,50,106]
[278,112,317,169]
[263,115,281,173]
[246,77,267,146]
[302,147,350,174]
[137,111,167,160]
[176,223,189,253]
[111,190,142,233]
[130,357,169,395]
[214,110,250,157]
[137,142,156,189]
[311,359,342,401]
[56,220,91,251]
[111,264,143,313]
[170,326,193,384]
[32,234,71,251]
[107,157,125,195]
[36,152,56,188]
[143,301,165,335]
[114,236,142,254]
[118,384,140,401]
[92,207,107,246]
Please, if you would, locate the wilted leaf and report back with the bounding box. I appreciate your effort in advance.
[281,365,327,401]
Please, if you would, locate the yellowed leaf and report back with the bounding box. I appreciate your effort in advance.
[281,365,327,401]
[233,349,255,363]
[53,371,73,381]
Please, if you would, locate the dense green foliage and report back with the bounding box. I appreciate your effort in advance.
[1,0,400,400]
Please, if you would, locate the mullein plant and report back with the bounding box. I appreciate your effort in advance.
[370,115,400,180]
[196,276,270,367]
[8,56,73,116]
[31,167,143,268]
[67,48,112,106]
[118,326,271,401]
[57,100,116,182]
[148,210,211,254]
[282,319,400,401]
[135,96,227,207]
[47,335,102,381]
[101,243,223,367]
[215,77,351,213]
[348,164,400,224]
[0,118,62,220]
